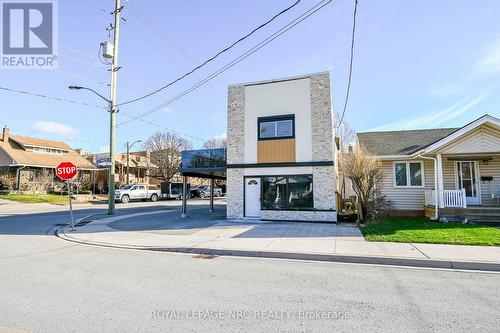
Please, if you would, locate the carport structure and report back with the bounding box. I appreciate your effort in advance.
[180,148,227,217]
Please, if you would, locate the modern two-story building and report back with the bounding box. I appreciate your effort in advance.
[226,72,338,222]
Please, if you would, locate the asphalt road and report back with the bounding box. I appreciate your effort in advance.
[1,201,499,332]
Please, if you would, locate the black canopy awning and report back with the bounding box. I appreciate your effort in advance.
[180,148,227,180]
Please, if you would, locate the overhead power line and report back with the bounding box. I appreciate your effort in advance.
[335,0,358,129]
[119,111,206,142]
[122,18,189,70]
[0,86,106,109]
[116,0,333,127]
[126,1,197,65]
[0,86,204,142]
[117,0,301,106]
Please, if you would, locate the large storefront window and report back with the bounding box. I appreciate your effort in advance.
[261,175,313,210]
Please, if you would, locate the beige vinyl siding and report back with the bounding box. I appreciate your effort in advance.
[442,158,456,190]
[439,124,500,154]
[441,157,500,206]
[436,124,500,206]
[479,157,500,206]
[380,160,435,210]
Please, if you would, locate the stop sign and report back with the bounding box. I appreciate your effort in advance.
[56,162,78,180]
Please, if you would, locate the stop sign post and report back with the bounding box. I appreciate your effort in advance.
[56,162,78,230]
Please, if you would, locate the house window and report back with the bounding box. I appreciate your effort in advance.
[258,115,294,140]
[32,147,65,154]
[394,161,423,187]
[28,170,42,182]
[261,175,313,210]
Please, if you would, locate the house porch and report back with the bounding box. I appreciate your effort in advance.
[424,153,500,223]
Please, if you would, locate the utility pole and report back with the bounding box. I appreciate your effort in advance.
[107,0,121,215]
[126,140,141,185]
[126,141,130,185]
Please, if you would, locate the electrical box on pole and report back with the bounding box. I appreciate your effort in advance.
[101,41,114,59]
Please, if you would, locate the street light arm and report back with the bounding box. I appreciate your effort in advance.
[81,87,111,104]
[129,140,142,150]
[68,85,110,103]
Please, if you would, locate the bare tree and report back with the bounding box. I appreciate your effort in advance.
[96,171,107,194]
[334,112,356,153]
[76,171,93,193]
[339,147,391,223]
[38,169,54,194]
[0,167,16,190]
[202,135,227,149]
[143,130,192,182]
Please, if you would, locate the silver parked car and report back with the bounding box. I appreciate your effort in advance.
[192,185,223,198]
[115,184,161,203]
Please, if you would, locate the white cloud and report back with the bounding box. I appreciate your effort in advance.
[429,82,464,97]
[214,133,227,140]
[473,36,500,77]
[160,107,174,114]
[369,94,488,131]
[32,121,79,138]
[430,36,500,97]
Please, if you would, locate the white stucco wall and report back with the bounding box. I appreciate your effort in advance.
[243,166,313,176]
[243,78,312,163]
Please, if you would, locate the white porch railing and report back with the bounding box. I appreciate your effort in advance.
[424,189,467,208]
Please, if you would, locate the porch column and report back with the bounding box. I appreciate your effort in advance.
[181,176,188,218]
[436,154,444,208]
[209,178,215,212]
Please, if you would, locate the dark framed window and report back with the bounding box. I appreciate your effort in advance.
[394,161,423,187]
[261,175,313,210]
[28,170,42,182]
[258,114,295,140]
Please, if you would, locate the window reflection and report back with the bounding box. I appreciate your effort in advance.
[262,175,313,210]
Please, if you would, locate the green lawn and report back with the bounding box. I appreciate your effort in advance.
[361,217,500,246]
[0,194,84,205]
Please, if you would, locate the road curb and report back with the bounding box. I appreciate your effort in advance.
[55,227,500,273]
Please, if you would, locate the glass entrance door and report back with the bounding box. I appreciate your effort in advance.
[456,161,480,205]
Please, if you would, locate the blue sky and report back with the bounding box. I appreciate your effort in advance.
[1,0,500,152]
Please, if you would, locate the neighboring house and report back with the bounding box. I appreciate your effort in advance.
[357,114,500,220]
[226,72,338,222]
[94,151,157,187]
[0,127,95,192]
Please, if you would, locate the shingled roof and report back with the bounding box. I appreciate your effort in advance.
[0,131,95,169]
[357,128,459,156]
[9,135,72,150]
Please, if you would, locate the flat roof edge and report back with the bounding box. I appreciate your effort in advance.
[227,71,330,88]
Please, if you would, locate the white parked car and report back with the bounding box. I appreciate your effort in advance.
[115,184,161,203]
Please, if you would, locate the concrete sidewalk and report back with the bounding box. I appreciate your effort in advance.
[57,207,500,272]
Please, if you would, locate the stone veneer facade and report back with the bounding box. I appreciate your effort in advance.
[226,72,337,222]
[226,85,245,219]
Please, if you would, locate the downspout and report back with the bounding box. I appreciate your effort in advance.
[16,165,26,190]
[416,154,439,220]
